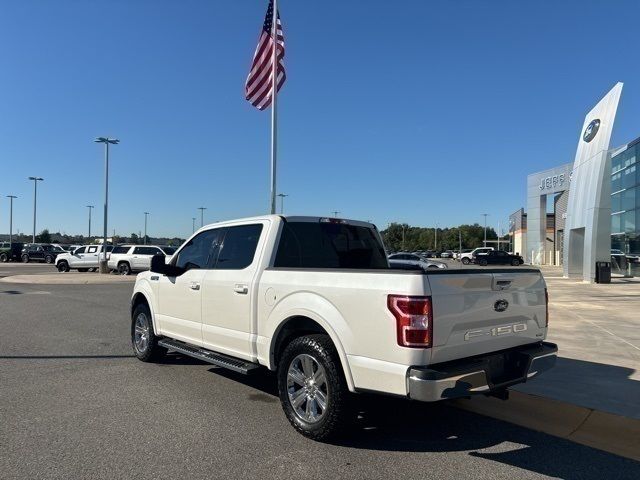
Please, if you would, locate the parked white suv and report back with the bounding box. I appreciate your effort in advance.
[55,245,113,272]
[130,215,556,440]
[108,245,176,275]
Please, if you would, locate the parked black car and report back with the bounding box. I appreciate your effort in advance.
[20,244,64,264]
[0,242,25,262]
[475,250,524,266]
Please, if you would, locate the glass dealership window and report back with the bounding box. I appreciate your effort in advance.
[624,210,636,233]
[622,165,637,190]
[612,213,622,234]
[622,187,636,212]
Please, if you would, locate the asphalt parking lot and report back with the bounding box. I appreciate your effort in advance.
[1,277,639,479]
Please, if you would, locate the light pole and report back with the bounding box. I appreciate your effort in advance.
[28,177,44,243]
[332,210,340,218]
[95,137,119,273]
[86,205,94,239]
[7,195,16,245]
[192,217,196,234]
[482,213,489,247]
[402,224,407,251]
[198,207,207,227]
[434,222,438,251]
[143,212,150,244]
[277,193,288,214]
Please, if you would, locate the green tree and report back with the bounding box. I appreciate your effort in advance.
[36,229,51,243]
[129,233,139,245]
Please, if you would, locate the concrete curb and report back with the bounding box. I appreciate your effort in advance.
[453,391,640,461]
[0,274,136,285]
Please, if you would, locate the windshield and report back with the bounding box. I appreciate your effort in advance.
[162,247,177,255]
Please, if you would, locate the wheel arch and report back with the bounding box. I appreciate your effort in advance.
[131,290,159,335]
[268,313,355,392]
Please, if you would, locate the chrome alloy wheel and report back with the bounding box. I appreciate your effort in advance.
[133,313,150,354]
[287,354,329,423]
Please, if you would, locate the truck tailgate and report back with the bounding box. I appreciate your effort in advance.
[427,269,547,364]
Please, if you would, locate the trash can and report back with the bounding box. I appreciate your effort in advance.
[595,261,611,284]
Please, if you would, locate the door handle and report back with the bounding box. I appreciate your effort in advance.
[233,284,248,294]
[189,282,201,291]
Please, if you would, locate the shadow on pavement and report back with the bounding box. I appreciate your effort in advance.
[208,366,640,479]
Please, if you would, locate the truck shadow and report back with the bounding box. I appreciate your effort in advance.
[208,366,640,480]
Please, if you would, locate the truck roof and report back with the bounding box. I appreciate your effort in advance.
[197,215,376,232]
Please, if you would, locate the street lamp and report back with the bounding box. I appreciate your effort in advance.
[86,205,94,239]
[277,193,288,214]
[332,210,340,218]
[28,177,44,243]
[482,213,489,247]
[7,195,17,245]
[144,212,150,244]
[198,207,207,227]
[95,137,119,273]
[192,217,196,234]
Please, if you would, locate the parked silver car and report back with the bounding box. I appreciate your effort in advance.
[388,252,448,269]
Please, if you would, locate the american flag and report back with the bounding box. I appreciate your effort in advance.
[245,0,286,110]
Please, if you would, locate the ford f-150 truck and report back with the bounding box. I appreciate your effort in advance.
[131,215,557,440]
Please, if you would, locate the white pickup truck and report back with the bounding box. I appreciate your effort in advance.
[131,215,556,440]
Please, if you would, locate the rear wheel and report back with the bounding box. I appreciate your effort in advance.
[0,253,8,263]
[21,254,30,263]
[57,261,70,273]
[118,262,131,275]
[479,258,488,266]
[512,259,521,266]
[277,334,350,441]
[44,255,54,264]
[131,303,166,362]
[461,257,470,265]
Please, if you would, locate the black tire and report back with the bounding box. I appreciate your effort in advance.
[461,257,470,265]
[479,259,488,266]
[21,254,30,263]
[512,259,521,266]
[277,334,350,441]
[118,262,131,275]
[0,253,8,263]
[57,261,70,273]
[44,255,54,264]
[78,268,89,272]
[131,303,166,362]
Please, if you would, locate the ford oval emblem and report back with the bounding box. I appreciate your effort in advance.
[583,119,600,143]
[494,300,509,312]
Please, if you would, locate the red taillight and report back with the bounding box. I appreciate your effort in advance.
[544,288,549,327]
[387,295,433,348]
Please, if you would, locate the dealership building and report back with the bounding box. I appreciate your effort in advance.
[508,83,639,282]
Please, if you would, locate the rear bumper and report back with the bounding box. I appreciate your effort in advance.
[407,342,557,402]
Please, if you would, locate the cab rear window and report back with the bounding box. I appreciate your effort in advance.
[274,221,388,269]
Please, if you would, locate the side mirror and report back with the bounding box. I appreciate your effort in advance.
[150,254,168,275]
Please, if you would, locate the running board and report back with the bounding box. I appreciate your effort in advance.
[158,339,262,375]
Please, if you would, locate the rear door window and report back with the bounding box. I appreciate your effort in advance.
[214,224,263,270]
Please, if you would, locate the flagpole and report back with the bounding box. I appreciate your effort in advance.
[269,0,279,214]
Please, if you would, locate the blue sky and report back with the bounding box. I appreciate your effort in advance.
[1,0,640,238]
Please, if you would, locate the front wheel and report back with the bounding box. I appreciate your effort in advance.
[44,255,54,264]
[118,262,131,275]
[21,254,30,263]
[479,259,488,266]
[57,261,70,273]
[461,257,470,265]
[0,253,8,263]
[131,303,166,362]
[512,259,521,266]
[277,334,350,441]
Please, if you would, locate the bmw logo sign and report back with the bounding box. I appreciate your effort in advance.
[583,119,600,143]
